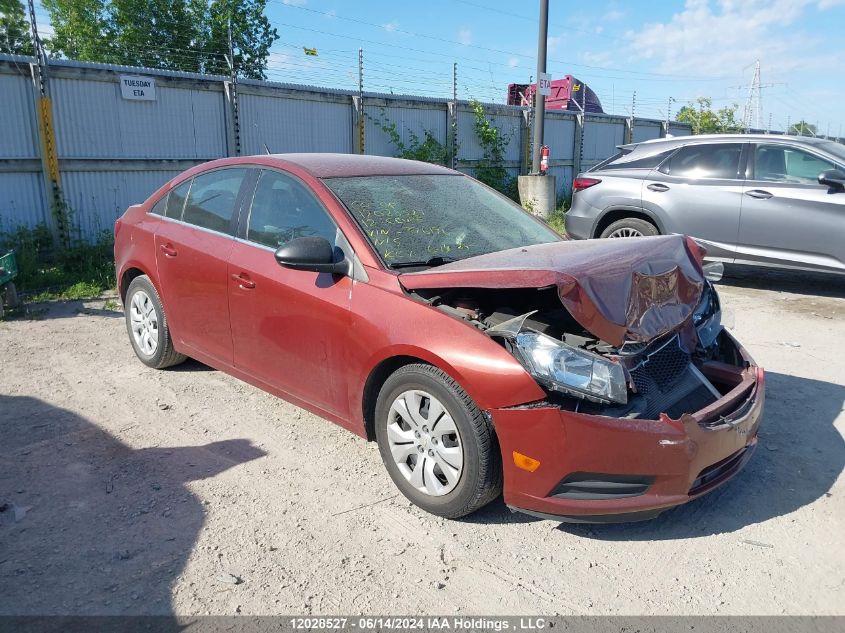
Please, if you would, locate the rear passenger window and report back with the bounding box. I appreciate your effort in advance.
[165,181,190,219]
[660,143,742,179]
[182,168,247,234]
[246,170,338,249]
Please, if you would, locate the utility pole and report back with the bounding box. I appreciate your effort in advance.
[530,0,549,174]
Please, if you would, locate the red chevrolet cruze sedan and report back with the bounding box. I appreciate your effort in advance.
[114,154,764,522]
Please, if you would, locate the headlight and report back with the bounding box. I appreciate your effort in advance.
[512,331,628,404]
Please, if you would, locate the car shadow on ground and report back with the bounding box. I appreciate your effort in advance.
[717,264,845,299]
[0,394,265,619]
[554,371,844,540]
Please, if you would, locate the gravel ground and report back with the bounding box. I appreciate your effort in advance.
[0,265,843,616]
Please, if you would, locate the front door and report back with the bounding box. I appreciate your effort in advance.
[737,143,845,273]
[154,167,249,364]
[227,168,353,417]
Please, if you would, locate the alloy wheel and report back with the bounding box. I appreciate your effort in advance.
[129,290,159,356]
[386,389,464,496]
[607,227,644,238]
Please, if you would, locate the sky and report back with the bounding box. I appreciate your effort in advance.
[32,0,845,136]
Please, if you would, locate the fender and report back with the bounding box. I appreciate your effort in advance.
[593,205,666,238]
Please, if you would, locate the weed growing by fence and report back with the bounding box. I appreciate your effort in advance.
[368,110,453,166]
[0,224,115,303]
[469,100,517,200]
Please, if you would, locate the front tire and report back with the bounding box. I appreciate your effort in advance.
[600,217,659,239]
[375,364,502,518]
[124,275,186,369]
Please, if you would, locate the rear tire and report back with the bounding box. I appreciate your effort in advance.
[375,364,502,519]
[124,275,186,369]
[600,217,659,239]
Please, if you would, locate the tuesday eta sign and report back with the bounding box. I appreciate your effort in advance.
[119,75,156,101]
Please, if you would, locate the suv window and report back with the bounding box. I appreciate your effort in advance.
[182,168,247,234]
[754,144,835,184]
[601,149,675,171]
[660,143,743,179]
[247,170,337,249]
[165,180,190,219]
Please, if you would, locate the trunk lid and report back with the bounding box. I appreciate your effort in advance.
[398,234,706,346]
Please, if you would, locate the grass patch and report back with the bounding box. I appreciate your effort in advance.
[546,209,566,235]
[1,224,115,304]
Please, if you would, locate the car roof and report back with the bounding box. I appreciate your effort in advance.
[625,133,834,151]
[254,153,459,178]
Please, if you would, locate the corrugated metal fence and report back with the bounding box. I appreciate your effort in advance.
[0,54,691,241]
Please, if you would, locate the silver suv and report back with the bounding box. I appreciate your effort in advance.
[565,134,845,274]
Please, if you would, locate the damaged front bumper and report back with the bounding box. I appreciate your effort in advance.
[492,331,765,523]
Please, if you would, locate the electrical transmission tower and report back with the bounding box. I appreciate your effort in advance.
[743,60,762,132]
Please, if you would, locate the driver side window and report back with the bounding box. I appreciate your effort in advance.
[246,170,338,249]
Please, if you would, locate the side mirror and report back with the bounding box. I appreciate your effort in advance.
[274,236,349,275]
[818,169,845,190]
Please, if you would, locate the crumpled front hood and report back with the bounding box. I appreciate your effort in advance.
[398,235,706,346]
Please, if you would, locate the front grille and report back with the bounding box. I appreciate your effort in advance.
[550,473,654,500]
[631,336,691,393]
[689,447,749,495]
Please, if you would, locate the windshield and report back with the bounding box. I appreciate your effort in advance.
[323,174,561,267]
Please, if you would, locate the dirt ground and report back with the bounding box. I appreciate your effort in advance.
[1,265,843,616]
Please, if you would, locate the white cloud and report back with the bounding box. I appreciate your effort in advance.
[604,9,625,20]
[383,21,399,32]
[547,35,563,53]
[325,9,336,19]
[282,0,307,6]
[579,50,613,67]
[628,0,842,79]
[458,29,473,46]
[507,57,520,68]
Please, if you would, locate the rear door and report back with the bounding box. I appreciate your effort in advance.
[737,143,845,273]
[641,142,746,261]
[154,167,250,364]
[227,168,353,417]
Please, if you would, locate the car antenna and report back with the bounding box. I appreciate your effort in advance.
[263,143,271,155]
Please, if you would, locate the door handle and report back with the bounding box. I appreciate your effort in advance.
[159,243,178,257]
[231,273,256,289]
[745,189,773,199]
[647,183,670,192]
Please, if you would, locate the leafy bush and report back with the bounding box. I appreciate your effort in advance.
[0,224,115,301]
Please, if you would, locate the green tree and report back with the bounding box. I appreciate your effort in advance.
[675,97,743,135]
[789,120,817,136]
[0,0,35,56]
[41,0,278,79]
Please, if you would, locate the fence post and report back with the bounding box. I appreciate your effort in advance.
[29,70,69,248]
[223,81,241,157]
[572,112,583,176]
[352,96,365,154]
[625,117,634,144]
[520,109,531,175]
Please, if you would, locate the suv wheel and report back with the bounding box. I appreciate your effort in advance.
[600,217,659,239]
